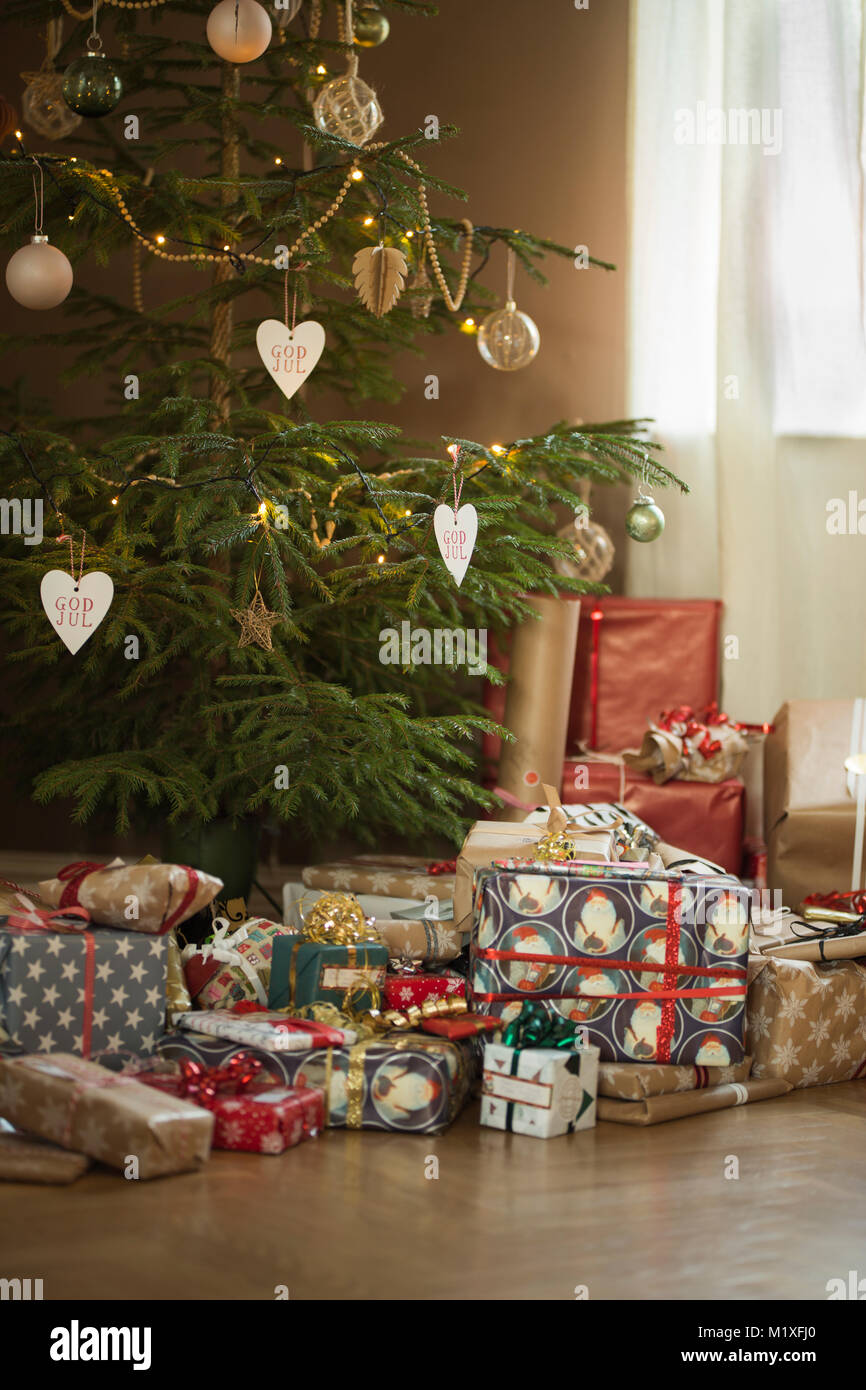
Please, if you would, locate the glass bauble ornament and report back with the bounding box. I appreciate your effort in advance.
[552,515,615,583]
[62,51,123,118]
[275,0,304,27]
[313,73,383,145]
[477,299,540,371]
[625,491,665,542]
[354,5,390,46]
[207,0,272,62]
[22,72,82,139]
[6,235,73,310]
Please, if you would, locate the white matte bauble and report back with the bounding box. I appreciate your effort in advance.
[477,299,540,371]
[313,74,383,145]
[206,0,272,63]
[6,236,73,311]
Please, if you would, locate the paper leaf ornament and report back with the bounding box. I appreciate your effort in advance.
[352,244,407,317]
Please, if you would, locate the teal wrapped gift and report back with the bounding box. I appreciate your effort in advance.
[268,937,388,1011]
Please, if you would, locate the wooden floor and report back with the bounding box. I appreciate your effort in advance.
[2,1081,864,1300]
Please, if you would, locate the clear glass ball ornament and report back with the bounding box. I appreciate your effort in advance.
[22,71,83,139]
[477,299,540,371]
[625,491,665,542]
[6,235,73,310]
[313,74,383,146]
[62,51,123,118]
[552,514,615,582]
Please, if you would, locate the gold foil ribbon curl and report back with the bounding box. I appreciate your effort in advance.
[301,892,383,945]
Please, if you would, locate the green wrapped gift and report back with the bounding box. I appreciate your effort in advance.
[268,936,388,1012]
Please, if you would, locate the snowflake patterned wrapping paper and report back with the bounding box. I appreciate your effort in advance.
[382,972,466,1010]
[375,917,463,964]
[597,1056,751,1100]
[0,925,168,1057]
[302,855,456,902]
[268,938,388,1013]
[156,1029,476,1133]
[0,1054,213,1178]
[746,955,866,1088]
[481,1041,599,1138]
[38,859,222,933]
[138,1071,325,1154]
[470,862,750,1066]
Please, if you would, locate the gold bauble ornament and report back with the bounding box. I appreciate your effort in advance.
[354,5,390,46]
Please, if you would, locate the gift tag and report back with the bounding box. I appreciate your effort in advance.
[40,569,114,654]
[256,319,325,402]
[433,503,477,587]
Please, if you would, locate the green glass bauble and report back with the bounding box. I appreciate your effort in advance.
[62,52,123,119]
[354,6,390,46]
[625,497,665,542]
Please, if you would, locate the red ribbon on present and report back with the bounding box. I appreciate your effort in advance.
[174,1053,266,1108]
[57,860,200,934]
[228,1001,351,1046]
[802,889,866,915]
[427,860,457,875]
[589,607,604,749]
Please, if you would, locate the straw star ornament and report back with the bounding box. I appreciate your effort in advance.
[231,580,282,651]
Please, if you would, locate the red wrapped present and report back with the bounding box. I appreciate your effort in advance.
[138,1054,324,1154]
[483,597,721,767]
[421,1014,502,1040]
[383,971,467,1011]
[561,758,745,875]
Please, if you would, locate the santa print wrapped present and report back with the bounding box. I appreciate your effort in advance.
[470,861,750,1066]
[156,1029,477,1134]
[746,954,866,1089]
[38,858,222,934]
[138,1058,324,1154]
[0,1054,213,1178]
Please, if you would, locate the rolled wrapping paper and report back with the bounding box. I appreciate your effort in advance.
[38,858,223,933]
[372,918,464,964]
[496,594,580,821]
[598,1056,752,1100]
[0,1129,92,1185]
[597,1077,791,1126]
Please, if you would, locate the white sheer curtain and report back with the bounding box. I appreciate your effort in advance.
[627,0,866,721]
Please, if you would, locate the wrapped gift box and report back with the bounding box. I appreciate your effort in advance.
[470,861,750,1065]
[0,1054,213,1178]
[0,924,168,1057]
[268,938,388,1013]
[375,917,464,964]
[765,699,866,908]
[747,954,866,1088]
[454,818,620,935]
[183,918,290,1010]
[383,972,466,1011]
[597,1077,791,1126]
[481,1039,599,1137]
[560,761,745,875]
[170,1009,357,1051]
[302,856,455,903]
[38,858,222,933]
[156,1029,476,1134]
[598,1056,751,1099]
[138,1068,324,1154]
[0,1128,92,1185]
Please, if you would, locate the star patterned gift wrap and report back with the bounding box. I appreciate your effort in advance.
[481,1040,600,1138]
[746,955,866,1088]
[138,1070,325,1154]
[156,1029,477,1133]
[382,971,466,1011]
[470,861,750,1066]
[0,1054,213,1179]
[0,925,168,1057]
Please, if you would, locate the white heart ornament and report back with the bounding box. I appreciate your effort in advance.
[433,503,478,587]
[256,319,325,402]
[40,570,114,654]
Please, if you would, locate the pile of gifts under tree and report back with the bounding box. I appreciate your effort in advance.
[2,700,866,1180]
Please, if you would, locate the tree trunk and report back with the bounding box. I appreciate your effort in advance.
[210,63,240,427]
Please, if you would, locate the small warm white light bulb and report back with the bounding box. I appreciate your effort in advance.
[316,64,327,75]
[258,501,268,517]
[351,169,364,181]
[377,554,385,564]
[14,130,23,140]
[111,496,119,506]
[156,235,166,244]
[490,444,506,455]
[363,216,374,227]
[274,157,282,165]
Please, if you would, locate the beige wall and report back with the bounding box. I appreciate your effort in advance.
[0,0,630,855]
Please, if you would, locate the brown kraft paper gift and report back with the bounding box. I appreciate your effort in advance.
[302,855,455,902]
[746,954,866,1089]
[598,1056,752,1100]
[598,1077,791,1126]
[764,699,866,909]
[0,1054,214,1178]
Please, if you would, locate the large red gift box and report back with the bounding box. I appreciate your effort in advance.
[561,758,745,874]
[483,596,722,764]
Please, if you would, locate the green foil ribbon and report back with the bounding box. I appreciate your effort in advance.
[501,1000,583,1050]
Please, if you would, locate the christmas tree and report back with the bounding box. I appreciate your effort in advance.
[0,0,685,856]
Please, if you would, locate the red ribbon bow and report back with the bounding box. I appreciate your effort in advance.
[176,1053,265,1108]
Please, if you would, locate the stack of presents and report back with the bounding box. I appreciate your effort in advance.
[2,597,866,1182]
